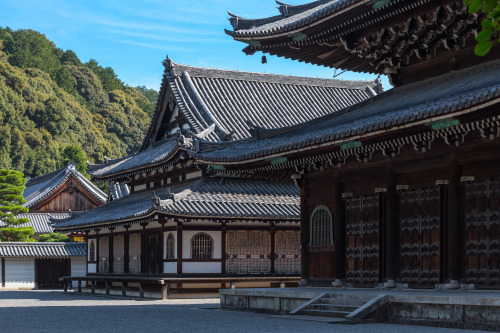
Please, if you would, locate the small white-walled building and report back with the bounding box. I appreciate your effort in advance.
[0,242,86,289]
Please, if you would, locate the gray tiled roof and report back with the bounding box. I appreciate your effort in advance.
[0,242,86,258]
[24,164,107,207]
[53,177,299,231]
[167,60,381,141]
[87,138,180,178]
[194,60,500,163]
[226,0,365,38]
[0,213,70,234]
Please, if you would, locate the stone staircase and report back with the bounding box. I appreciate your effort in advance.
[290,293,389,321]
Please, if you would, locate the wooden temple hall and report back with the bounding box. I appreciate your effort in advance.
[189,0,500,289]
[54,61,380,291]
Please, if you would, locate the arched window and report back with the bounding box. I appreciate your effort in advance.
[166,233,175,259]
[89,239,95,262]
[310,206,333,246]
[191,233,213,260]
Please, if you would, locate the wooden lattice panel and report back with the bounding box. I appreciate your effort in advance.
[275,230,300,274]
[129,233,141,274]
[345,194,380,284]
[113,234,125,274]
[400,187,441,285]
[98,236,109,273]
[226,230,271,274]
[466,179,500,285]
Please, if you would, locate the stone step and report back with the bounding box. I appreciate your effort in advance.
[317,298,367,307]
[310,303,359,312]
[301,309,352,318]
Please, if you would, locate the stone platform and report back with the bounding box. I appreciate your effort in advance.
[220,287,500,331]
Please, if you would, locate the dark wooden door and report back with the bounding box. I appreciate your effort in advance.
[35,259,70,289]
[345,194,380,285]
[308,245,334,279]
[144,231,162,275]
[400,187,441,286]
[466,179,500,286]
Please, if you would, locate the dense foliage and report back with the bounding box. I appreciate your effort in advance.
[38,232,73,242]
[0,27,156,178]
[0,169,34,241]
[466,0,500,55]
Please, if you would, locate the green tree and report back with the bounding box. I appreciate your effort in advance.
[0,169,34,242]
[38,232,72,242]
[60,145,87,175]
[465,0,500,55]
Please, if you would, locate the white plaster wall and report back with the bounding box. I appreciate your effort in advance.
[4,259,35,288]
[164,262,177,274]
[182,230,221,259]
[87,263,97,273]
[163,231,176,259]
[71,259,86,277]
[182,262,221,274]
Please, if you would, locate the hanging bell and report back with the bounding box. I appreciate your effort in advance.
[261,55,267,64]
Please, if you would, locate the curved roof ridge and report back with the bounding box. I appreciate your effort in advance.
[170,61,379,90]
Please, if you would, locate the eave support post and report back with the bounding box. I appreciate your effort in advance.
[96,231,100,274]
[221,222,227,276]
[271,222,276,275]
[333,171,345,287]
[177,222,183,276]
[384,162,397,288]
[445,152,461,289]
[124,227,130,274]
[108,228,114,274]
[300,176,309,285]
[1,257,5,288]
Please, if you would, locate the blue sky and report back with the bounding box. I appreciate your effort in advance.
[0,0,390,91]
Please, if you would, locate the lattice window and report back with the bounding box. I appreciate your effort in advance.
[310,206,333,246]
[88,239,95,262]
[166,233,175,259]
[226,230,271,274]
[275,230,300,274]
[191,233,213,260]
[400,187,441,285]
[466,179,500,285]
[345,194,380,284]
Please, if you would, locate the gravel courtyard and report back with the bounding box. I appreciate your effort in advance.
[0,291,486,332]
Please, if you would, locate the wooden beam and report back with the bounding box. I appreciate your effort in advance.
[2,257,6,288]
[447,152,461,283]
[333,171,345,283]
[221,223,226,276]
[271,224,276,275]
[384,162,397,285]
[300,178,309,280]
[177,223,183,276]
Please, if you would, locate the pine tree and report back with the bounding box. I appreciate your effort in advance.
[0,169,34,241]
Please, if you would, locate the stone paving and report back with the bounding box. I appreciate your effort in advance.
[0,290,488,332]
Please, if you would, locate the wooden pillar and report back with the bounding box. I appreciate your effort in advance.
[122,282,127,297]
[384,163,397,287]
[85,231,89,275]
[221,222,226,276]
[1,257,5,288]
[96,231,100,273]
[105,281,110,295]
[447,152,461,285]
[124,227,130,273]
[141,224,147,274]
[161,220,165,274]
[108,229,114,273]
[177,222,183,276]
[333,171,345,285]
[78,280,82,293]
[270,223,276,275]
[161,284,169,300]
[300,178,309,281]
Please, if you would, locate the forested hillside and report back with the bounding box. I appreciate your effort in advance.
[0,27,157,177]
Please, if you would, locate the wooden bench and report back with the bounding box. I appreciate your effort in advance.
[60,276,300,300]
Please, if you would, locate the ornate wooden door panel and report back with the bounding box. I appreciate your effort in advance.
[466,179,500,285]
[275,230,300,274]
[145,231,162,275]
[345,194,380,284]
[113,234,125,274]
[99,237,109,273]
[400,187,441,285]
[36,259,70,289]
[226,230,271,274]
[129,233,141,274]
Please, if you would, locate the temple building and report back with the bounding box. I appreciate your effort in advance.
[0,163,106,239]
[54,60,379,288]
[193,0,500,289]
